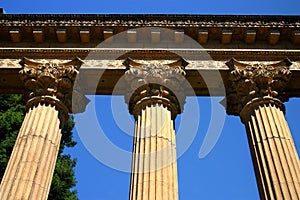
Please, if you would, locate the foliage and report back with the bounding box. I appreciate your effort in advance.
[0,94,78,200]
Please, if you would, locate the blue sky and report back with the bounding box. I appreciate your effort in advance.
[1,0,300,199]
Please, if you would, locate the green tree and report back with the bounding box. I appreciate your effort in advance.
[0,94,78,200]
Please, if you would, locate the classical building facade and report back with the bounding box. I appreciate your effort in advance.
[0,14,299,199]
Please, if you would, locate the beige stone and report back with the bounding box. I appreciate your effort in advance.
[56,29,67,43]
[0,104,62,200]
[9,29,21,43]
[125,59,187,200]
[0,14,300,200]
[103,29,113,43]
[33,29,44,43]
[198,29,208,44]
[244,30,256,44]
[80,29,90,43]
[151,28,160,43]
[241,98,300,199]
[129,104,178,200]
[226,59,300,200]
[221,30,232,44]
[0,58,88,200]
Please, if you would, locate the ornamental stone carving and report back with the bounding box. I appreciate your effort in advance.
[19,57,89,119]
[225,58,292,116]
[123,58,188,119]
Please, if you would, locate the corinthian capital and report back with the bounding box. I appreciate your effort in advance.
[123,58,188,119]
[19,57,89,116]
[225,58,292,116]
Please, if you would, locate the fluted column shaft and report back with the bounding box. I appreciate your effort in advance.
[226,58,300,200]
[0,58,88,200]
[0,102,63,200]
[130,103,178,200]
[241,97,300,200]
[124,58,187,200]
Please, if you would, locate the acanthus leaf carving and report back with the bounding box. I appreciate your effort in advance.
[225,58,292,116]
[19,57,89,116]
[123,58,188,119]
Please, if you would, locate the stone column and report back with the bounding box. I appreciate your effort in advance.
[124,58,187,200]
[0,58,88,200]
[226,58,300,200]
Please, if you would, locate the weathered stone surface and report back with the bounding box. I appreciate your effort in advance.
[0,14,299,28]
[0,104,62,200]
[19,57,89,115]
[0,13,299,200]
[241,97,300,200]
[0,58,89,200]
[225,58,292,116]
[130,104,178,200]
[3,58,300,98]
[125,59,185,200]
[226,59,300,200]
[3,58,300,70]
[124,58,187,119]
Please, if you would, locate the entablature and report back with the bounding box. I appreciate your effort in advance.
[1,58,300,98]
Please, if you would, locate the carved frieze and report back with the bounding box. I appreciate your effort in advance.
[2,58,300,70]
[225,58,292,116]
[19,57,89,117]
[1,14,299,28]
[124,58,188,119]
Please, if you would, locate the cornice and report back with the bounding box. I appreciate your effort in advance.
[1,14,300,27]
[1,14,299,51]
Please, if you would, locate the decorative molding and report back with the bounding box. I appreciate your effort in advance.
[239,96,285,123]
[19,57,89,117]
[124,58,188,119]
[127,84,183,120]
[1,48,300,61]
[225,58,292,116]
[2,58,300,70]
[0,14,299,28]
